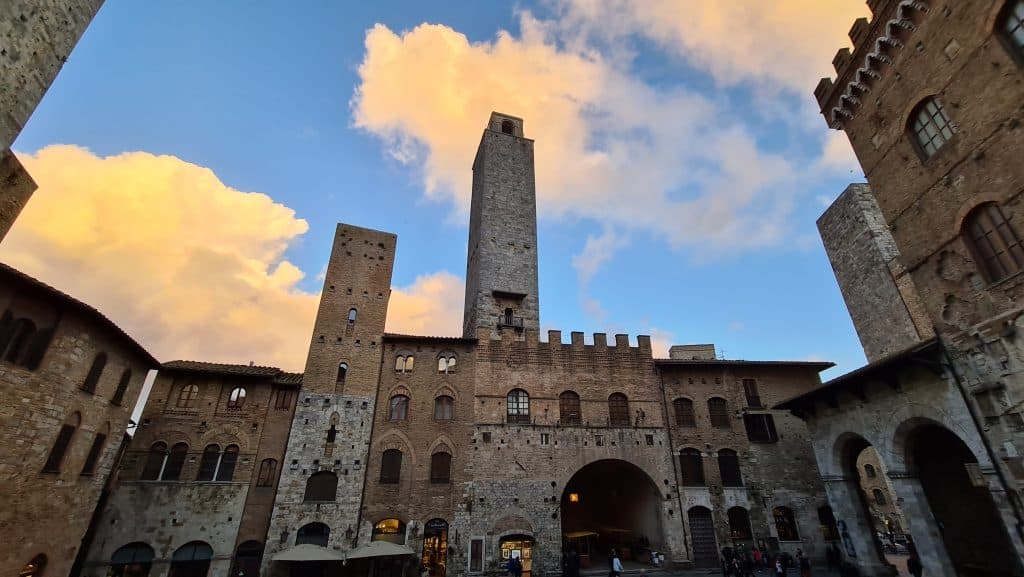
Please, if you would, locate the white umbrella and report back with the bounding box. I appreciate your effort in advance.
[273,544,346,562]
[345,541,416,560]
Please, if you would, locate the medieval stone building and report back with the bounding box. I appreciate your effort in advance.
[0,263,158,577]
[781,0,1024,575]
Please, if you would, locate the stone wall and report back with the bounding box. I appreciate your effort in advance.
[0,265,156,577]
[0,150,36,241]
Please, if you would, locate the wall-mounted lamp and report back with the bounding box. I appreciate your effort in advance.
[569,493,580,503]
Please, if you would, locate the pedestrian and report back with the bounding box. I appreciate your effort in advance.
[775,555,786,577]
[796,549,810,577]
[611,550,624,577]
[906,544,923,577]
[752,546,762,570]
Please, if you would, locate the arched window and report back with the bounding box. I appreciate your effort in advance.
[438,355,457,374]
[227,387,246,409]
[111,369,132,406]
[304,471,338,501]
[256,458,278,487]
[997,0,1024,62]
[171,541,213,577]
[909,97,954,159]
[141,441,168,480]
[81,352,107,393]
[708,397,730,428]
[326,424,338,443]
[506,389,530,424]
[216,445,239,481]
[818,505,840,541]
[773,506,800,541]
[372,518,407,544]
[434,395,454,421]
[110,542,155,577]
[42,411,80,473]
[963,202,1024,283]
[864,464,877,478]
[348,308,357,323]
[872,488,888,505]
[336,362,348,385]
[395,355,414,373]
[727,507,752,540]
[296,522,330,547]
[162,442,188,480]
[559,391,581,425]
[20,554,47,577]
[608,393,630,426]
[177,384,199,408]
[80,424,109,476]
[233,541,264,577]
[380,449,402,484]
[500,120,515,135]
[718,449,743,487]
[680,448,705,486]
[197,445,220,481]
[388,395,409,421]
[673,398,695,427]
[430,452,452,484]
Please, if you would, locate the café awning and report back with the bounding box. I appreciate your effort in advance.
[345,541,416,560]
[273,544,346,562]
[563,531,599,539]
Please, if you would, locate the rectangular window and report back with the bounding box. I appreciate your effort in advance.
[470,538,485,573]
[742,379,762,408]
[743,413,779,443]
[595,435,604,447]
[482,432,492,443]
[645,434,654,446]
[540,433,550,446]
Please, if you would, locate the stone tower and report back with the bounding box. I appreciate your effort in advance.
[264,223,396,569]
[463,112,540,337]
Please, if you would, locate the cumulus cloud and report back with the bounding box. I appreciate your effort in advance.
[552,0,871,92]
[1,146,466,371]
[352,19,801,254]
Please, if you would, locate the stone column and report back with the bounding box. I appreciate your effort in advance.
[821,476,891,577]
[886,473,955,577]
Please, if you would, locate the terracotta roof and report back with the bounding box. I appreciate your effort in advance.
[383,333,478,343]
[654,358,834,370]
[774,338,940,412]
[274,372,304,386]
[0,262,158,365]
[161,360,304,385]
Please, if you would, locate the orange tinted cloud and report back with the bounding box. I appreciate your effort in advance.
[1,146,465,370]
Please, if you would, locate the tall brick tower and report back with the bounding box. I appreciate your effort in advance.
[463,112,541,337]
[264,223,396,569]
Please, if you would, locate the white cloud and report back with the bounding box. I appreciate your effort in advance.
[386,272,465,336]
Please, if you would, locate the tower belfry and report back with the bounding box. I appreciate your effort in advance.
[463,112,540,337]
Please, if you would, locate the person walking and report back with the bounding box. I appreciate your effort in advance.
[774,555,786,577]
[796,549,810,577]
[611,550,624,577]
[906,544,923,577]
[752,547,762,572]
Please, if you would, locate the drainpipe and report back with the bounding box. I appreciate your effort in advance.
[656,369,692,566]
[937,340,1024,545]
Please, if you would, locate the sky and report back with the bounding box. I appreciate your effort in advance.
[3,1,873,380]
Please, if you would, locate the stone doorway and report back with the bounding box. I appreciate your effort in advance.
[687,507,718,567]
[421,519,448,577]
[560,459,665,568]
[907,424,1020,576]
[500,535,533,576]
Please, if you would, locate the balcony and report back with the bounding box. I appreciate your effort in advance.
[497,315,524,329]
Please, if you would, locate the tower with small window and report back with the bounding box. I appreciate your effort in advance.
[463,112,541,337]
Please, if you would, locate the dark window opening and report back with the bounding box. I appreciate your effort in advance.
[708,397,730,428]
[80,432,107,475]
[197,444,220,481]
[430,452,452,484]
[42,422,77,473]
[727,507,752,540]
[608,393,630,426]
[559,391,581,425]
[718,449,743,487]
[257,458,278,487]
[336,362,348,385]
[81,353,107,394]
[773,506,800,541]
[326,425,337,443]
[742,378,762,408]
[673,398,695,427]
[296,523,330,547]
[501,120,515,135]
[680,448,705,486]
[743,413,778,443]
[997,1,1024,63]
[162,442,188,480]
[381,449,402,484]
[111,369,132,406]
[304,471,339,501]
[216,445,239,481]
[141,442,168,480]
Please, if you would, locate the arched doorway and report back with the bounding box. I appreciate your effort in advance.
[371,518,407,544]
[110,542,155,577]
[169,542,213,577]
[907,424,1021,576]
[421,519,448,577]
[500,535,534,577]
[687,507,718,567]
[561,459,665,568]
[835,436,896,572]
[232,541,263,577]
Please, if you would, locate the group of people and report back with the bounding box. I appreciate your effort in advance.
[721,546,812,577]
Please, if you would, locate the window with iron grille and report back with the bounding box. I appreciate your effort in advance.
[718,449,743,487]
[964,203,1024,283]
[559,391,581,424]
[743,413,778,443]
[430,452,451,483]
[679,448,705,486]
[708,397,730,428]
[909,97,954,159]
[608,393,630,426]
[673,398,695,427]
[506,389,530,423]
[380,449,402,484]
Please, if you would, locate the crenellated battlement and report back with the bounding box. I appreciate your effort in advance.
[473,326,653,366]
[814,1,932,129]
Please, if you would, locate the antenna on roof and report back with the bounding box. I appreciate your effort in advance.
[249,361,255,367]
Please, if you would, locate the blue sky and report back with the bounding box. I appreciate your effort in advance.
[7,1,872,377]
